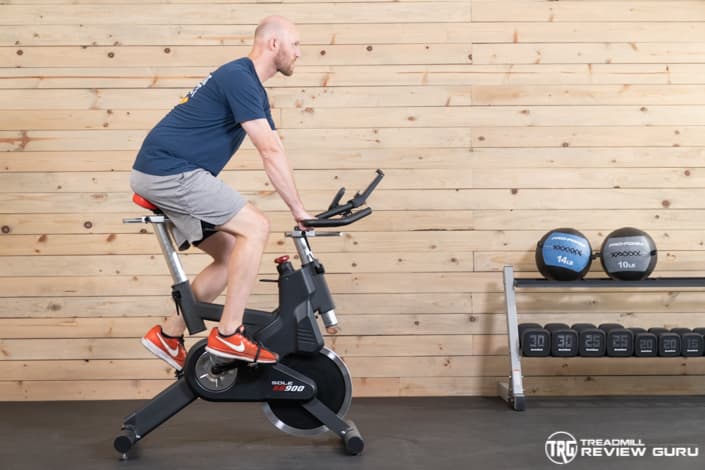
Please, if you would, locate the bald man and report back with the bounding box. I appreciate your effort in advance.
[131,16,314,369]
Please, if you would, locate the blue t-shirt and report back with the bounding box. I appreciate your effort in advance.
[133,57,275,176]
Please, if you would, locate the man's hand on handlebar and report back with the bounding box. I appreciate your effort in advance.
[293,209,317,231]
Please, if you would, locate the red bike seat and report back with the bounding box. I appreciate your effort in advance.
[132,193,159,211]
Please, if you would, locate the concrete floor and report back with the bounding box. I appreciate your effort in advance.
[1,396,704,470]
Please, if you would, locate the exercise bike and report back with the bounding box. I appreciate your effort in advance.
[113,169,384,459]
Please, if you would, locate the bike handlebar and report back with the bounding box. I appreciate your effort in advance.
[303,207,372,228]
[301,169,384,228]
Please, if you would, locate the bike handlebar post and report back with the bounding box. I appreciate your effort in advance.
[292,233,315,265]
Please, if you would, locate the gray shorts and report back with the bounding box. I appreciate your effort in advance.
[130,168,247,250]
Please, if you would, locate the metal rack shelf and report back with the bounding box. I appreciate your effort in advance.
[498,265,705,411]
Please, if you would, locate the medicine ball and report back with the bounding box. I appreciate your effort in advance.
[535,228,592,281]
[600,227,657,280]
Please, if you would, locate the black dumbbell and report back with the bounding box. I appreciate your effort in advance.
[694,328,705,355]
[671,328,704,357]
[544,323,579,357]
[572,323,606,357]
[518,323,550,357]
[630,327,658,357]
[648,327,681,357]
[599,323,634,357]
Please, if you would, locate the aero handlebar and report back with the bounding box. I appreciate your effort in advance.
[301,169,384,228]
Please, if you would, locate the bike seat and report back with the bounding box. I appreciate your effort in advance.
[132,193,161,213]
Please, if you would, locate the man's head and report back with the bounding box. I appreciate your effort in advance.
[252,16,301,77]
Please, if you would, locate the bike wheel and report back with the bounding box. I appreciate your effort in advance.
[263,347,352,436]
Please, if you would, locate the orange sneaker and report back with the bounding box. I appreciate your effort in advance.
[141,325,187,371]
[205,326,278,364]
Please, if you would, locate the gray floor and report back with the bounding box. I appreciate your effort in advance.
[1,396,704,470]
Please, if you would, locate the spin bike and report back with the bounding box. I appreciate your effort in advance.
[113,169,384,459]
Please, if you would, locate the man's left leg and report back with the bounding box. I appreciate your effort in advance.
[204,203,278,363]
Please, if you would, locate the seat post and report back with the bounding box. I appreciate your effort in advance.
[124,195,189,286]
[152,219,188,285]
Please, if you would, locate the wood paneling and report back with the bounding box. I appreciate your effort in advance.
[2,0,705,401]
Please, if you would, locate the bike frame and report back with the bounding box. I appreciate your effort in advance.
[115,170,382,458]
[123,215,340,350]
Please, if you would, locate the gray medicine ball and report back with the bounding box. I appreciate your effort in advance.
[600,227,657,281]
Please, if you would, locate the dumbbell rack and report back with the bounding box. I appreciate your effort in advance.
[498,265,705,411]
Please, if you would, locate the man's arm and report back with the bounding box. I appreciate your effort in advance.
[241,118,314,225]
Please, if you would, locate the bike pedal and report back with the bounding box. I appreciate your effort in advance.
[209,358,242,374]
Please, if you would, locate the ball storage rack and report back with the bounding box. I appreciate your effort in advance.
[498,265,705,411]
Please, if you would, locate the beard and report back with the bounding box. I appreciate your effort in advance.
[277,61,295,76]
[275,51,296,76]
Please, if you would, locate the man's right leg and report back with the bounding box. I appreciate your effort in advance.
[205,203,278,363]
[143,231,236,370]
[161,231,237,337]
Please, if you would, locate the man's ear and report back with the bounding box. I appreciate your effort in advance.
[270,37,279,51]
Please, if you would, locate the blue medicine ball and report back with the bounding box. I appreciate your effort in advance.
[535,228,592,281]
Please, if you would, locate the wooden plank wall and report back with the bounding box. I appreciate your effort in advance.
[2,0,705,400]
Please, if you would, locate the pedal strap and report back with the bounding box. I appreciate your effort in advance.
[238,325,264,363]
[171,289,183,317]
[246,330,263,363]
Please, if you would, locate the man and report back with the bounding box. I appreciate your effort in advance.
[130,16,314,370]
